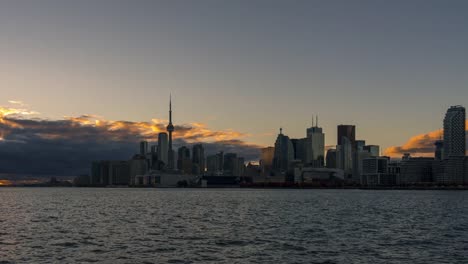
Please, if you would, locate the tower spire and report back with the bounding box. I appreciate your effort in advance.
[316,115,318,127]
[168,93,174,126]
[312,115,314,127]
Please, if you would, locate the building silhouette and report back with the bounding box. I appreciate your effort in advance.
[273,128,294,173]
[443,105,465,159]
[157,132,168,166]
[337,125,356,148]
[306,115,325,166]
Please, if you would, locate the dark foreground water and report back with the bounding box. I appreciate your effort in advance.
[0,188,467,264]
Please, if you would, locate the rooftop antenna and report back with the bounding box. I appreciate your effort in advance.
[316,115,319,127]
[312,115,314,127]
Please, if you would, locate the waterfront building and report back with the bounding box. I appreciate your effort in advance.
[400,157,434,184]
[443,105,465,159]
[129,155,148,185]
[294,167,344,185]
[361,157,392,186]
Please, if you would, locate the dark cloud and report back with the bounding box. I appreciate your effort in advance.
[0,108,261,176]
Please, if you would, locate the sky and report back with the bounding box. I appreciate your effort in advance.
[1,0,468,175]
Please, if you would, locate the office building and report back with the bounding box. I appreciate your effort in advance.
[273,128,294,173]
[326,149,337,168]
[400,157,434,184]
[337,125,356,148]
[443,105,465,159]
[157,132,169,166]
[306,116,325,166]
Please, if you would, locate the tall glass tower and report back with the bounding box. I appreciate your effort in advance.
[443,105,466,159]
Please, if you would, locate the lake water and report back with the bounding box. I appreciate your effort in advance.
[0,188,467,263]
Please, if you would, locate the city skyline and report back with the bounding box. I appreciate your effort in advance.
[1,1,468,177]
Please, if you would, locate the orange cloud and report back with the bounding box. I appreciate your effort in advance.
[0,179,13,186]
[1,102,256,147]
[384,120,468,157]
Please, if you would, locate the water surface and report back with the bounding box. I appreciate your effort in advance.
[1,188,467,263]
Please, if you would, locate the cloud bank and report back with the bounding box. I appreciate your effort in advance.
[0,104,261,176]
[384,121,468,157]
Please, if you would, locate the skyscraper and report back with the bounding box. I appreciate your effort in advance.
[443,105,465,159]
[306,116,325,166]
[337,125,356,148]
[273,128,294,173]
[166,95,175,169]
[157,132,168,166]
[192,144,205,175]
[337,136,353,177]
[439,105,466,184]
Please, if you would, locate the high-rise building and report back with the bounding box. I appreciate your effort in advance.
[166,95,175,169]
[443,105,465,158]
[192,144,205,175]
[306,116,325,166]
[337,125,356,148]
[439,105,466,184]
[157,132,169,166]
[337,136,353,178]
[273,128,294,173]
[291,138,307,162]
[362,157,391,186]
[139,141,148,156]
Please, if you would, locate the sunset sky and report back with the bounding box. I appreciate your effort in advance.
[1,0,468,175]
